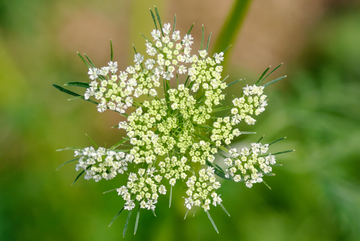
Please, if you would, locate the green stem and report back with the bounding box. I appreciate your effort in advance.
[213,0,253,67]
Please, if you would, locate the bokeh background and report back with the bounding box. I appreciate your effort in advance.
[1,0,360,240]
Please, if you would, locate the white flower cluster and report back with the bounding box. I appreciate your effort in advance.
[116,168,167,211]
[184,167,222,211]
[224,143,276,188]
[158,156,191,186]
[73,22,275,214]
[211,116,241,146]
[74,147,134,182]
[231,85,268,125]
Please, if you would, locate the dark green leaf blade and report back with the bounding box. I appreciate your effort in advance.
[110,137,130,150]
[56,158,79,171]
[64,82,90,88]
[255,66,270,85]
[227,78,242,87]
[84,54,96,68]
[71,170,85,185]
[123,210,133,238]
[206,32,212,51]
[53,84,81,97]
[271,149,295,155]
[77,52,91,68]
[269,137,286,146]
[134,207,140,235]
[154,7,164,36]
[149,8,158,30]
[108,207,125,227]
[258,63,283,85]
[263,75,287,87]
[110,39,114,61]
[206,211,219,234]
[201,25,205,50]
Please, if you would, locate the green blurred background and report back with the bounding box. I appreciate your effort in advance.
[1,0,360,240]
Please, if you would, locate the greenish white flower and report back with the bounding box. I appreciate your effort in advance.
[76,21,278,213]
[55,10,288,232]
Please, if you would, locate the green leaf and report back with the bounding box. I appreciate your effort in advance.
[213,105,233,113]
[272,149,295,155]
[206,211,219,234]
[220,203,231,217]
[207,160,232,181]
[187,23,194,35]
[169,185,173,208]
[221,75,229,84]
[53,84,81,97]
[103,188,117,194]
[217,152,227,159]
[123,210,133,238]
[269,136,286,146]
[85,133,98,149]
[110,40,114,61]
[56,147,81,151]
[214,168,232,181]
[263,75,287,87]
[184,75,190,87]
[108,207,125,227]
[255,66,270,85]
[183,209,189,220]
[206,32,212,51]
[154,7,164,36]
[77,52,91,69]
[132,44,137,54]
[264,173,275,176]
[240,131,257,135]
[53,84,99,105]
[262,180,272,190]
[140,34,162,53]
[56,158,79,171]
[71,170,85,186]
[172,14,177,32]
[64,82,90,88]
[227,78,242,87]
[149,9,158,30]
[163,79,171,107]
[206,160,224,174]
[134,207,140,235]
[257,63,283,85]
[110,137,130,150]
[84,54,96,68]
[256,135,265,143]
[201,25,205,50]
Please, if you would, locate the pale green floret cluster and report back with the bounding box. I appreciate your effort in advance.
[184,167,222,211]
[224,143,276,188]
[73,22,277,214]
[211,116,242,147]
[117,168,166,211]
[158,156,191,185]
[74,147,134,182]
[231,85,268,125]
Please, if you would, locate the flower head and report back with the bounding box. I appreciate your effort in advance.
[57,9,288,233]
[76,21,278,213]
